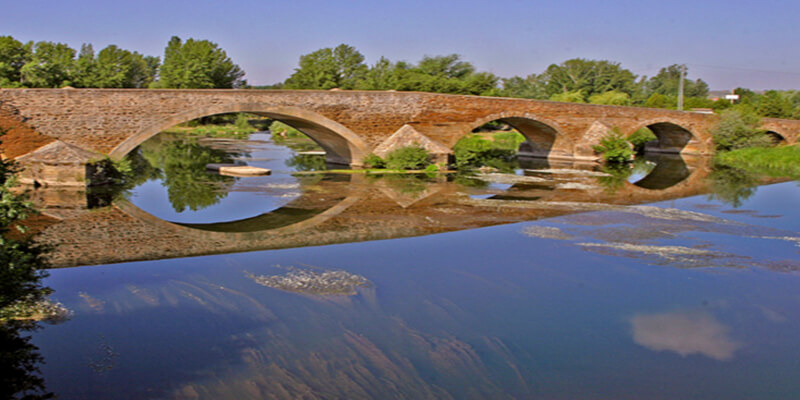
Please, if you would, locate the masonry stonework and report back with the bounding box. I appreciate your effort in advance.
[2,89,799,185]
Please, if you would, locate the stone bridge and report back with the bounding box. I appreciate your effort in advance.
[1,89,799,185]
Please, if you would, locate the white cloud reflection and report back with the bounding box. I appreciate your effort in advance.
[630,311,741,361]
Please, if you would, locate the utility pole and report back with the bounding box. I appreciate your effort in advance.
[677,64,686,111]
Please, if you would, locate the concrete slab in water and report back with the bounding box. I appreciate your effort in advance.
[206,163,271,176]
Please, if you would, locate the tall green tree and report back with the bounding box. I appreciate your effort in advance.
[359,56,397,90]
[92,45,152,88]
[501,75,547,99]
[19,41,76,88]
[284,44,367,90]
[152,36,245,89]
[539,59,638,101]
[645,64,709,98]
[389,54,499,95]
[72,43,96,88]
[0,36,31,87]
[757,90,793,118]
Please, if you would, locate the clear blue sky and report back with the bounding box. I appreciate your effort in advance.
[5,0,800,90]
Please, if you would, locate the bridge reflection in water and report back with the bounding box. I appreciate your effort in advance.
[25,154,719,268]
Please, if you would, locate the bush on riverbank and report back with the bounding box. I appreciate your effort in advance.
[356,145,433,171]
[593,130,633,163]
[162,113,259,139]
[715,145,800,180]
[452,131,525,170]
[385,144,432,170]
[712,108,772,151]
[628,127,657,154]
[0,130,61,323]
[269,121,305,139]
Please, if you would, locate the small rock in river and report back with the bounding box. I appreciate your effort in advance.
[246,266,371,296]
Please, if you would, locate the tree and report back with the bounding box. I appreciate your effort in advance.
[284,44,367,90]
[0,36,31,87]
[588,90,631,106]
[72,43,96,88]
[501,75,547,99]
[540,59,638,100]
[712,108,771,151]
[645,64,709,98]
[757,90,793,118]
[92,45,152,88]
[359,56,397,90]
[550,91,586,103]
[152,36,245,89]
[644,93,675,109]
[19,41,75,88]
[390,54,499,95]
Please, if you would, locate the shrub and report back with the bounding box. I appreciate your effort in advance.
[269,121,304,139]
[234,113,252,130]
[712,108,771,151]
[593,130,633,163]
[628,127,657,154]
[384,144,431,170]
[362,153,385,169]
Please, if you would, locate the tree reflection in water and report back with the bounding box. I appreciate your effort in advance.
[137,134,237,212]
[706,163,760,208]
[0,135,57,399]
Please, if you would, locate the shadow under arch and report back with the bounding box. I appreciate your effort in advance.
[765,130,787,145]
[109,104,370,166]
[467,113,575,159]
[631,119,698,154]
[114,174,367,241]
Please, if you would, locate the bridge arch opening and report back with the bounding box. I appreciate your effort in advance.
[110,104,369,166]
[765,130,787,146]
[457,115,572,169]
[637,121,697,154]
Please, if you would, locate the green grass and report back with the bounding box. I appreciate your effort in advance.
[162,123,255,139]
[715,145,800,179]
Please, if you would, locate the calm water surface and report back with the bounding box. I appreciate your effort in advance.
[23,133,800,399]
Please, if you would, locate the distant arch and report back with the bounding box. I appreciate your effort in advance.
[466,112,574,159]
[110,103,370,166]
[629,119,698,154]
[765,130,787,145]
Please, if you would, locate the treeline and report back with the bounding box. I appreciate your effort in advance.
[0,35,244,89]
[3,37,800,119]
[269,44,800,119]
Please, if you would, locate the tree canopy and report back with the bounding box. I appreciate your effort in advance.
[284,44,367,90]
[152,36,245,89]
[2,35,800,121]
[645,64,709,98]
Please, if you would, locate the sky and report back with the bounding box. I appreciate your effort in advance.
[4,0,800,90]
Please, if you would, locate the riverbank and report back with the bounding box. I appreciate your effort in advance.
[715,145,800,179]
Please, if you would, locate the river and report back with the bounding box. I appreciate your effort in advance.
[14,132,800,399]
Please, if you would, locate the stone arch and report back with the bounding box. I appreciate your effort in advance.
[765,130,787,145]
[466,112,574,159]
[109,103,370,166]
[628,119,699,154]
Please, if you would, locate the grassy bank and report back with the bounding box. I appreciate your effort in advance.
[715,145,800,179]
[161,123,256,139]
